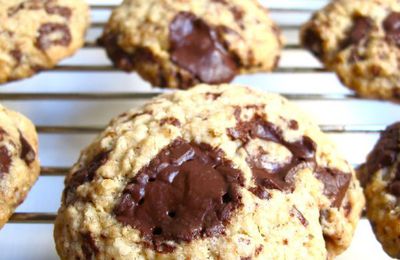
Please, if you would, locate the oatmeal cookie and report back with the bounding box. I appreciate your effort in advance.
[54,84,363,259]
[0,104,40,228]
[0,0,89,83]
[359,122,400,258]
[99,0,283,89]
[301,0,400,100]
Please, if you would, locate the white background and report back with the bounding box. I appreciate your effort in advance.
[0,0,397,259]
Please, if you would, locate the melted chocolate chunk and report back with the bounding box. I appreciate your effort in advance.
[64,151,109,204]
[363,123,400,186]
[302,27,323,58]
[315,167,351,208]
[36,23,71,50]
[19,132,35,165]
[0,146,11,177]
[114,139,244,253]
[169,12,238,84]
[383,12,400,46]
[341,16,373,49]
[228,111,351,207]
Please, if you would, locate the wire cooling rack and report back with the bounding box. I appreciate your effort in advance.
[0,1,397,259]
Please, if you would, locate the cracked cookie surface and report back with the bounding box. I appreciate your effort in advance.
[99,0,283,89]
[301,0,400,101]
[0,0,89,83]
[54,84,363,259]
[0,104,40,228]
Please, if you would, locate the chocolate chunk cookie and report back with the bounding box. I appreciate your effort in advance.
[359,122,400,258]
[54,84,363,259]
[0,0,89,84]
[0,104,40,229]
[301,0,400,101]
[98,0,283,89]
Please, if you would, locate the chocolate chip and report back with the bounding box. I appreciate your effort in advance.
[0,146,11,177]
[45,5,72,19]
[114,138,244,253]
[302,27,323,58]
[160,117,181,127]
[383,12,400,46]
[231,6,244,21]
[169,12,238,84]
[19,132,35,165]
[10,49,22,65]
[290,206,309,227]
[228,112,351,207]
[64,151,109,204]
[389,181,400,197]
[341,16,373,49]
[362,122,400,185]
[289,120,299,130]
[314,167,351,208]
[81,233,99,259]
[36,23,71,50]
[255,245,263,256]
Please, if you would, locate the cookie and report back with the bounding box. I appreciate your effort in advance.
[98,0,283,89]
[54,84,363,259]
[300,0,400,100]
[0,104,40,229]
[359,122,400,258]
[0,0,89,84]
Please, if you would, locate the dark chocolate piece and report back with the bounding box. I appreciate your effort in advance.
[302,27,324,58]
[315,167,351,208]
[19,132,35,165]
[169,12,238,84]
[64,151,109,204]
[290,206,309,227]
[228,111,351,207]
[0,146,11,177]
[383,12,400,46]
[362,123,400,186]
[114,139,244,253]
[341,16,373,49]
[36,23,71,50]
